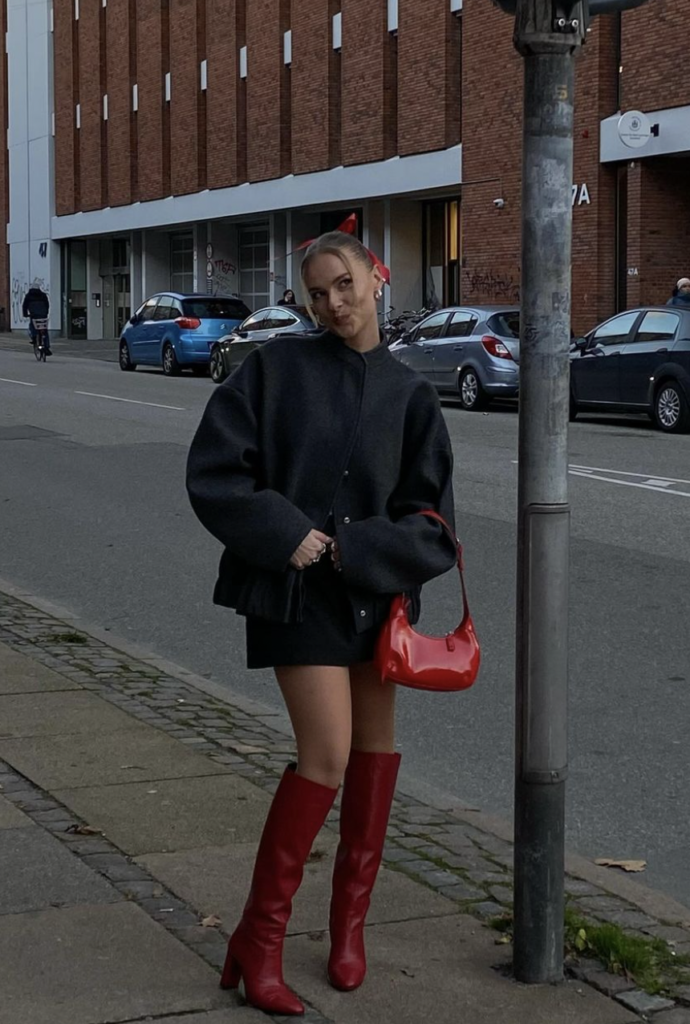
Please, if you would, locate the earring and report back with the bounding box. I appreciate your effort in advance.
[375,289,382,300]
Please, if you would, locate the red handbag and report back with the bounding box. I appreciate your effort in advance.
[374,510,481,692]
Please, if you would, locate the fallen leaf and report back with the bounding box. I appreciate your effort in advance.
[594,858,647,873]
[66,824,105,836]
[201,915,222,928]
[401,968,416,978]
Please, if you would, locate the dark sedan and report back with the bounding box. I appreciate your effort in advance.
[209,305,319,383]
[570,307,690,433]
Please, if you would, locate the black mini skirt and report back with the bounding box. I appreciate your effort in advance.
[245,556,387,670]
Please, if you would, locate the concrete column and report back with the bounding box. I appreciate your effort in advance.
[271,212,288,303]
[7,0,61,334]
[142,231,170,296]
[387,200,423,314]
[131,232,143,310]
[86,239,104,340]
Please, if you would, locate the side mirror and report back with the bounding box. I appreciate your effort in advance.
[570,336,588,353]
[130,313,140,326]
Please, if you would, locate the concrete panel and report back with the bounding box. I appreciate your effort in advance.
[137,838,458,936]
[0,691,142,739]
[0,722,231,790]
[55,774,272,856]
[0,795,33,831]
[0,902,225,1024]
[0,644,82,695]
[0,828,119,915]
[284,914,636,1024]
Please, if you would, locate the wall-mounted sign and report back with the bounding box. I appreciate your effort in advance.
[618,110,652,150]
[572,183,591,206]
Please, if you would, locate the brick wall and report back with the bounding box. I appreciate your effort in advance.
[136,0,165,202]
[398,0,460,156]
[626,158,690,307]
[246,0,283,182]
[292,0,330,174]
[341,0,387,165]
[461,4,619,334]
[622,0,690,112]
[170,0,200,195]
[54,0,76,215]
[78,1,102,211]
[206,0,239,188]
[106,0,133,207]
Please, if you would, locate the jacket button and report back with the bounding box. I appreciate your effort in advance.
[343,516,351,524]
[343,470,349,479]
[359,609,367,617]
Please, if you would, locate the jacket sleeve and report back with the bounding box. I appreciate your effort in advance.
[22,297,29,317]
[186,352,315,573]
[335,383,458,593]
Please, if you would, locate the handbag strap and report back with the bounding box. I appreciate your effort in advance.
[416,509,471,622]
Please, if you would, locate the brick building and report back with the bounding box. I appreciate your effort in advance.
[1,0,689,340]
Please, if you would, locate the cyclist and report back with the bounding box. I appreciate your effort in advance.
[22,285,52,356]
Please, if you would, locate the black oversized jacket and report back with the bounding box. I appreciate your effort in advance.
[186,331,458,631]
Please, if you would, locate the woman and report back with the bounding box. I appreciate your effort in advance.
[186,231,457,1015]
[277,287,297,306]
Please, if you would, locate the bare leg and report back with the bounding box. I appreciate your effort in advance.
[349,661,397,754]
[276,664,353,789]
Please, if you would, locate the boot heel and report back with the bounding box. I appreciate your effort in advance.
[220,950,242,990]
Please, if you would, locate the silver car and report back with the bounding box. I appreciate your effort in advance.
[390,305,520,410]
[209,305,319,383]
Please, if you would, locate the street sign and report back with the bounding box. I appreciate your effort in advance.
[617,110,652,149]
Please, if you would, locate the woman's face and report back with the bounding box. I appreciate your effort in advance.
[284,290,295,302]
[303,251,381,340]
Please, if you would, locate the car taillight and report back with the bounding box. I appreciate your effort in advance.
[481,335,513,360]
[175,316,201,330]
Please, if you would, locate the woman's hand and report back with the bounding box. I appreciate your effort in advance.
[289,530,332,571]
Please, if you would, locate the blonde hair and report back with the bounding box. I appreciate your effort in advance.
[300,232,375,323]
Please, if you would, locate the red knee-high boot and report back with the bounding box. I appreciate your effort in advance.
[221,764,337,1015]
[328,750,401,991]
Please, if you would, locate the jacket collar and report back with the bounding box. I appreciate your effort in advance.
[322,331,392,368]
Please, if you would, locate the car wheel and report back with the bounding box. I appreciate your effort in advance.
[654,380,690,433]
[162,342,181,376]
[191,365,207,377]
[119,340,136,372]
[459,368,488,411]
[209,346,229,384]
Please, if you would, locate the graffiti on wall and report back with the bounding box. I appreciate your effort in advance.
[463,269,520,305]
[205,243,239,296]
[11,241,51,327]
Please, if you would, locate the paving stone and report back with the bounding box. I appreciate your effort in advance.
[0,690,139,738]
[436,880,487,902]
[616,990,676,1015]
[570,962,636,996]
[0,793,33,830]
[644,925,690,945]
[471,901,506,920]
[565,878,605,897]
[0,902,225,1024]
[654,1010,690,1024]
[383,845,423,864]
[576,895,631,917]
[488,885,513,905]
[675,986,690,1006]
[81,854,151,882]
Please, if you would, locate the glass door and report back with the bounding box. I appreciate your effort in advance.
[115,274,131,336]
[67,240,88,338]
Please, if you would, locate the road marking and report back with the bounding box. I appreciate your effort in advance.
[570,463,690,487]
[569,469,690,499]
[0,377,37,387]
[74,391,185,411]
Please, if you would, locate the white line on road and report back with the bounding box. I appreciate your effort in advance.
[74,391,186,411]
[570,464,690,487]
[569,469,690,499]
[0,377,38,387]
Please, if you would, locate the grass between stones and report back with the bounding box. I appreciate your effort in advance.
[489,906,690,996]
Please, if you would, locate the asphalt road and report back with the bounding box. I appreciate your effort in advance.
[1,341,689,907]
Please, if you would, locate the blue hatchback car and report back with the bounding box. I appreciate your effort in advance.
[119,293,251,376]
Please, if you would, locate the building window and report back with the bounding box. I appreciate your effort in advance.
[423,199,461,308]
[239,226,270,310]
[170,233,195,293]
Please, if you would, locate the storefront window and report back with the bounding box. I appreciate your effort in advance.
[170,233,195,294]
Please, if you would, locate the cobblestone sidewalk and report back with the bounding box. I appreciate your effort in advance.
[1,587,690,1023]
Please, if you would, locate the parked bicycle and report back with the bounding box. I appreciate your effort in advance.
[31,317,50,362]
[382,306,433,347]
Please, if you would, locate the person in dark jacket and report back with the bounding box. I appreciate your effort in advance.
[667,278,690,308]
[22,286,52,354]
[277,287,296,306]
[186,231,457,1015]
